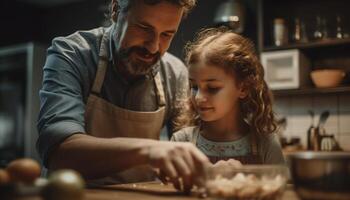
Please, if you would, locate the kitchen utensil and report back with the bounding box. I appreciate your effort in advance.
[311,69,346,88]
[321,137,334,151]
[307,110,315,150]
[289,152,350,200]
[320,135,335,151]
[317,110,330,135]
[317,111,329,127]
[310,129,320,151]
[320,135,342,151]
[309,110,330,151]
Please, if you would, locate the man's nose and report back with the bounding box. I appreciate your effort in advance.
[144,34,160,54]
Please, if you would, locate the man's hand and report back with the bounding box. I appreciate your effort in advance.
[144,141,209,192]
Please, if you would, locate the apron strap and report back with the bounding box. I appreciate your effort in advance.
[190,127,199,145]
[154,72,166,107]
[250,133,259,156]
[91,32,110,95]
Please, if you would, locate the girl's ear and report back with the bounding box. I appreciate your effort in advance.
[238,83,248,99]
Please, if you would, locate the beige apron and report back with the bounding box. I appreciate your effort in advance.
[84,31,166,184]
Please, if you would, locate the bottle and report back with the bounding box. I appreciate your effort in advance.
[300,19,308,43]
[336,15,344,39]
[293,18,308,43]
[314,16,323,40]
[321,17,329,39]
[314,16,328,40]
[293,18,301,42]
[273,18,288,46]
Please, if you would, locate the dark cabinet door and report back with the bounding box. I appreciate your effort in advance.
[0,82,24,168]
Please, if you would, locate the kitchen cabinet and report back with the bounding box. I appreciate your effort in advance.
[0,43,46,167]
[257,0,350,96]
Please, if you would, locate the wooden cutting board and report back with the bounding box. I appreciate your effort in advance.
[15,181,300,200]
[86,182,201,200]
[85,182,300,200]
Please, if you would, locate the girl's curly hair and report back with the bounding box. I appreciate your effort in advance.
[173,27,277,136]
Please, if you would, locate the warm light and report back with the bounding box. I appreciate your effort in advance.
[213,0,245,33]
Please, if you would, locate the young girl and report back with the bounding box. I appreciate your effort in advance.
[171,28,285,165]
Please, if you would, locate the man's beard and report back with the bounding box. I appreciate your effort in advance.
[117,46,160,76]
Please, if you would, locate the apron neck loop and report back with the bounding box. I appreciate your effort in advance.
[154,72,166,106]
[92,32,110,95]
[190,127,200,145]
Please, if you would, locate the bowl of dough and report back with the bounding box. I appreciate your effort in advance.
[202,164,289,200]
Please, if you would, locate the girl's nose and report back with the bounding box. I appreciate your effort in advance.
[195,90,207,103]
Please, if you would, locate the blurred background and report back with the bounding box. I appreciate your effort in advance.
[0,0,350,167]
[0,0,258,57]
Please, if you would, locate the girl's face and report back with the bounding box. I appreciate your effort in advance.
[189,62,247,122]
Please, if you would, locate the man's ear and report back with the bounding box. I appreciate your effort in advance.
[111,0,118,22]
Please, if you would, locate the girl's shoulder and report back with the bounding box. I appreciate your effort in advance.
[170,126,199,142]
[255,133,286,165]
[256,133,280,143]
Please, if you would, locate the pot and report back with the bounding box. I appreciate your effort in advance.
[289,151,350,200]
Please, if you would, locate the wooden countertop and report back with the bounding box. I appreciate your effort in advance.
[15,181,300,200]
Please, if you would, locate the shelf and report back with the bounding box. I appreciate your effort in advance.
[263,38,350,52]
[272,85,350,97]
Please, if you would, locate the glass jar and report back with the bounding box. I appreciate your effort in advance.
[273,18,288,46]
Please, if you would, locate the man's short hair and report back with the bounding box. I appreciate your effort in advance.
[106,0,196,23]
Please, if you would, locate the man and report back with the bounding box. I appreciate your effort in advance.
[37,0,208,191]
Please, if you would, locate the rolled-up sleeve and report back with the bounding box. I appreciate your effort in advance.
[37,38,89,167]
